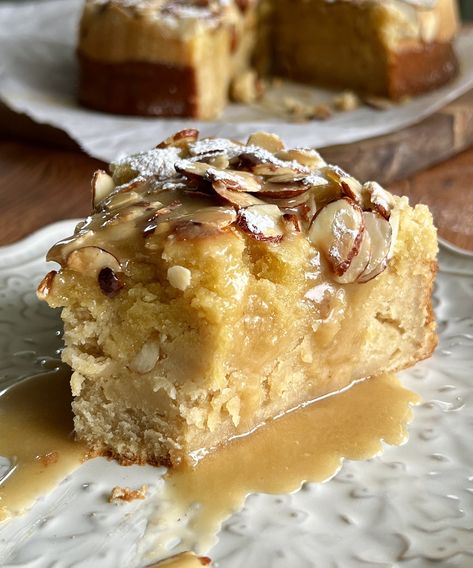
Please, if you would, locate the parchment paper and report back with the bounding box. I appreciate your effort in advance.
[1,0,473,162]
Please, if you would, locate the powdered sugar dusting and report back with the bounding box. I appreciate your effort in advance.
[114,146,182,179]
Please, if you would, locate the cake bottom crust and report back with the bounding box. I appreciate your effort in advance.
[388,41,459,99]
[78,53,198,117]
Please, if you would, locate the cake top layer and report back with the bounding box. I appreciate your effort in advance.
[46,130,405,294]
[81,0,457,58]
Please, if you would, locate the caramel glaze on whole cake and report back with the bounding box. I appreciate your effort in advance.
[37,130,438,467]
[78,0,459,118]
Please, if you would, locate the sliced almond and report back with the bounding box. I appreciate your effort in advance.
[357,211,392,283]
[237,204,285,242]
[250,163,304,178]
[362,181,395,220]
[212,181,267,208]
[65,246,121,276]
[323,165,362,204]
[334,228,371,284]
[207,169,263,193]
[308,198,364,277]
[176,161,262,193]
[257,182,309,199]
[92,170,115,208]
[276,148,326,169]
[247,131,285,153]
[175,160,211,181]
[36,270,57,300]
[283,213,301,232]
[157,129,199,150]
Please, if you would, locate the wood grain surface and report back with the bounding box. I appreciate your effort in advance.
[321,90,473,185]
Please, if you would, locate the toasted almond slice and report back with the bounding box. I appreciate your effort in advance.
[323,165,363,204]
[308,198,364,276]
[257,182,309,199]
[65,246,121,276]
[157,129,199,149]
[250,163,300,177]
[175,160,211,181]
[212,181,265,208]
[276,148,326,169]
[334,228,371,284]
[237,204,285,242]
[247,131,285,153]
[92,170,115,208]
[357,211,392,283]
[362,181,395,219]
[36,270,57,300]
[208,169,263,193]
[176,161,263,193]
[282,213,301,232]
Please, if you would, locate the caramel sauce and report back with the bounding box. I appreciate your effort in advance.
[0,370,419,566]
[150,373,420,555]
[0,370,86,521]
[149,552,209,568]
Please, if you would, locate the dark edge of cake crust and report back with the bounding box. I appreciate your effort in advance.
[388,41,459,100]
[78,52,199,117]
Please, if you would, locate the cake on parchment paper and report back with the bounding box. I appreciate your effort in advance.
[78,0,459,118]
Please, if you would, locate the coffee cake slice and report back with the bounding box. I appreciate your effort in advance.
[38,130,437,466]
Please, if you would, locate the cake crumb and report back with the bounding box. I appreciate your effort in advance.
[35,451,59,467]
[230,69,264,104]
[333,91,360,112]
[167,265,192,291]
[109,484,148,503]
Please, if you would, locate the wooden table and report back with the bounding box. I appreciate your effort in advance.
[0,125,472,251]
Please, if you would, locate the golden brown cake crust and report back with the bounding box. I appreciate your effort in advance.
[78,53,199,117]
[388,41,459,99]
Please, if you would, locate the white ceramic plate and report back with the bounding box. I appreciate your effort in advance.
[0,221,472,568]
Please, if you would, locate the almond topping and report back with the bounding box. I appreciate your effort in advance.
[65,246,121,276]
[362,181,395,219]
[36,270,57,300]
[308,198,364,277]
[91,170,115,208]
[276,148,326,169]
[247,131,285,153]
[357,211,392,283]
[212,181,265,208]
[237,204,285,242]
[157,129,199,150]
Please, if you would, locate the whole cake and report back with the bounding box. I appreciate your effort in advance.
[78,0,459,118]
[38,130,438,466]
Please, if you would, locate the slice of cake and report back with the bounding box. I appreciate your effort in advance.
[77,0,459,118]
[270,0,459,100]
[38,130,438,466]
[78,0,258,118]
